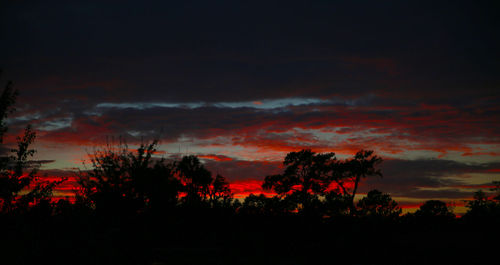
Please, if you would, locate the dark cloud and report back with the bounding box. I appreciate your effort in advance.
[203,159,283,182]
[1,0,498,107]
[362,159,500,198]
[29,159,56,165]
[0,146,10,156]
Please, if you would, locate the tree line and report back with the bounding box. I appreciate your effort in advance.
[1,74,500,264]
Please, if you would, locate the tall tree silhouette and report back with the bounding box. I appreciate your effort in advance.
[0,72,19,207]
[335,150,383,209]
[0,126,37,212]
[262,149,335,213]
[0,73,59,213]
[176,155,233,207]
[0,72,17,143]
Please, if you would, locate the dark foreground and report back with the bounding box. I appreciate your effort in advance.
[1,209,497,265]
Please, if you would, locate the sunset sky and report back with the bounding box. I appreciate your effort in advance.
[1,1,499,213]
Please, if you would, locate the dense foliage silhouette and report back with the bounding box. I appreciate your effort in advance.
[262,149,335,214]
[356,189,401,219]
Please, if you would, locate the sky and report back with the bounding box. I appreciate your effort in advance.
[1,0,499,213]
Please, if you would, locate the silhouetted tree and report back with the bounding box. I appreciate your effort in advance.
[240,193,295,215]
[77,140,180,215]
[0,74,60,213]
[262,149,335,213]
[337,150,383,210]
[141,160,182,211]
[0,126,37,212]
[464,190,500,219]
[240,194,267,215]
[357,189,401,218]
[0,72,17,143]
[323,191,352,217]
[176,155,233,207]
[262,149,383,215]
[492,181,500,201]
[176,155,214,205]
[414,200,455,219]
[0,74,20,211]
[209,174,232,207]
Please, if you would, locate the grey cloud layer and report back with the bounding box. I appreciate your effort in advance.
[16,99,496,154]
[363,159,500,199]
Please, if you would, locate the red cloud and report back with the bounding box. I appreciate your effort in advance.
[199,154,233,162]
[229,179,276,199]
[462,152,500,157]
